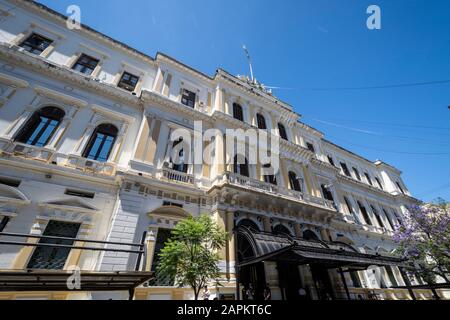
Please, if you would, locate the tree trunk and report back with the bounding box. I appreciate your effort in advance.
[194,287,199,300]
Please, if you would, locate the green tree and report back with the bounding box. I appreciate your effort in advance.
[156,214,228,300]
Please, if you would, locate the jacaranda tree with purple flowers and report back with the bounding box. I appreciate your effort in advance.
[393,200,449,284]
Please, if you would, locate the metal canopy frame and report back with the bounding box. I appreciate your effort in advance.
[235,226,407,270]
[235,226,413,300]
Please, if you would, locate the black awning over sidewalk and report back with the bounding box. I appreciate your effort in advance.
[0,269,154,292]
[236,226,407,270]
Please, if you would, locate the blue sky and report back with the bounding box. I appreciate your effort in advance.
[39,0,450,201]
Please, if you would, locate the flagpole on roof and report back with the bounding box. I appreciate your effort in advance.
[242,45,254,82]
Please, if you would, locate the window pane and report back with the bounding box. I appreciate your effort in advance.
[86,134,104,159]
[20,33,52,55]
[26,117,47,145]
[35,119,58,147]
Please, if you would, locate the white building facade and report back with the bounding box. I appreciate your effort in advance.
[0,0,444,300]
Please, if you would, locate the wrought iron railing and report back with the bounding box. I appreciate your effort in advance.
[0,231,147,271]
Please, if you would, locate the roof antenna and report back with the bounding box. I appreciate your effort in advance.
[242,45,254,82]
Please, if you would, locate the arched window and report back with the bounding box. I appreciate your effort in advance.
[277,123,288,140]
[302,230,319,241]
[256,113,267,130]
[233,103,244,121]
[262,163,277,185]
[272,224,291,236]
[82,123,118,162]
[233,155,249,177]
[171,137,188,173]
[15,106,65,147]
[288,171,302,192]
[237,218,259,231]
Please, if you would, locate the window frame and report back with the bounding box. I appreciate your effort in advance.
[232,103,244,121]
[340,162,351,177]
[19,32,53,55]
[82,123,118,162]
[352,167,361,181]
[357,201,372,225]
[256,113,267,130]
[277,123,288,141]
[262,163,277,185]
[375,177,384,190]
[327,155,335,166]
[306,142,315,153]
[72,53,100,76]
[0,215,10,232]
[15,106,65,147]
[180,88,196,108]
[288,171,302,192]
[117,71,140,92]
[364,172,373,186]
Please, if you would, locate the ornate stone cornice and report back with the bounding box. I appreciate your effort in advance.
[141,90,212,123]
[0,44,144,107]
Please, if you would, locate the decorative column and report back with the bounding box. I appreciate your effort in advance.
[110,123,128,162]
[262,216,271,232]
[74,123,96,155]
[4,105,34,139]
[226,210,235,279]
[145,227,158,272]
[47,114,72,148]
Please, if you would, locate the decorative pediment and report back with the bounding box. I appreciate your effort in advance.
[39,198,99,213]
[0,184,30,205]
[148,205,190,220]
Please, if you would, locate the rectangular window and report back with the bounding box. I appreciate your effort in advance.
[385,266,398,287]
[350,271,361,288]
[306,142,315,153]
[364,172,373,186]
[340,162,351,177]
[64,189,95,199]
[321,184,334,202]
[375,177,384,190]
[232,103,244,121]
[392,209,403,226]
[27,220,81,269]
[19,33,53,55]
[118,71,139,92]
[0,177,21,187]
[352,167,361,181]
[396,182,405,194]
[181,89,196,108]
[327,155,335,166]
[343,196,353,213]
[72,54,99,75]
[344,196,361,224]
[150,228,175,286]
[162,201,183,208]
[370,205,384,228]
[0,216,10,232]
[357,201,372,225]
[382,208,395,230]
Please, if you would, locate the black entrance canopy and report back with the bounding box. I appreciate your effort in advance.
[236,226,407,270]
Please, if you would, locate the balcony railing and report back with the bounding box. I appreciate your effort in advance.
[0,140,55,163]
[160,167,194,185]
[225,171,279,193]
[223,171,336,211]
[65,154,116,176]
